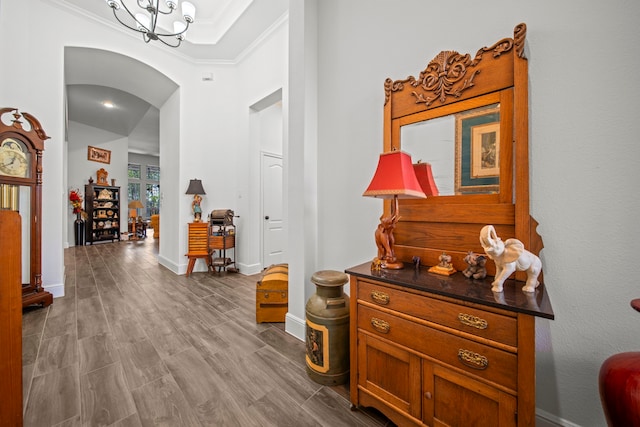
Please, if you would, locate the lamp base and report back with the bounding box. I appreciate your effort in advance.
[383,260,404,269]
[372,257,404,270]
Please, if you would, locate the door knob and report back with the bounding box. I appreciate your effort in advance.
[264,216,269,220]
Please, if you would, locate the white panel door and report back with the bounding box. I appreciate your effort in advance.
[262,153,285,267]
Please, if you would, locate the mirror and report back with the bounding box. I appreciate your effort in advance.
[401,103,500,196]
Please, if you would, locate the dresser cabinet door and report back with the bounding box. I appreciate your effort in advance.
[357,332,422,421]
[423,363,517,427]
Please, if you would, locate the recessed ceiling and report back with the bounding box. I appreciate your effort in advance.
[63,0,288,156]
[57,0,289,62]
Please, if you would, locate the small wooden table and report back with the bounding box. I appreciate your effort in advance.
[185,222,211,277]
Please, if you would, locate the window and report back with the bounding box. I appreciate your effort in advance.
[128,163,141,179]
[147,165,160,181]
[146,184,160,217]
[128,183,141,204]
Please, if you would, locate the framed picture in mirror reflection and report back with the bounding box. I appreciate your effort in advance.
[455,105,500,194]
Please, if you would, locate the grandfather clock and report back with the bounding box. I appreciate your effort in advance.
[0,108,53,307]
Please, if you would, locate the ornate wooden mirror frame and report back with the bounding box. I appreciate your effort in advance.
[0,108,53,307]
[384,23,540,279]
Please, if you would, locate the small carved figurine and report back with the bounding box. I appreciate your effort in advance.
[479,225,542,293]
[428,252,456,276]
[463,251,487,280]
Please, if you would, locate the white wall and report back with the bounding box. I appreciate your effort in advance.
[235,19,288,275]
[313,1,640,426]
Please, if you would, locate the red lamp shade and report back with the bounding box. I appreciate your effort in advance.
[413,162,439,196]
[363,151,427,199]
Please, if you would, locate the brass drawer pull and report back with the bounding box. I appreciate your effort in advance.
[370,290,390,305]
[371,317,391,334]
[458,313,488,330]
[458,349,489,370]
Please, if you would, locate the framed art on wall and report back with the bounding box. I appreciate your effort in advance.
[87,146,111,164]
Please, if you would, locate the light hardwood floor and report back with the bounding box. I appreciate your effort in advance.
[22,236,394,426]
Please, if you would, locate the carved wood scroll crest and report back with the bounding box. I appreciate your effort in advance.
[384,23,527,107]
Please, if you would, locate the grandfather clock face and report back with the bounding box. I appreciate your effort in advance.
[0,137,31,178]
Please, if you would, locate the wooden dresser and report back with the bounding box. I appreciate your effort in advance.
[350,23,554,426]
[347,262,554,427]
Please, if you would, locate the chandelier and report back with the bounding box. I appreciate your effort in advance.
[105,0,196,48]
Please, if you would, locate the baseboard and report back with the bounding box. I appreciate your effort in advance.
[536,408,581,427]
[285,312,305,341]
[44,281,65,299]
[158,255,180,274]
[238,262,262,275]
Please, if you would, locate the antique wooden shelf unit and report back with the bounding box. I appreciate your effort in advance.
[85,183,121,244]
[347,24,555,427]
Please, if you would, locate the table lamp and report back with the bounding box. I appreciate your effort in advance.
[128,200,144,220]
[185,179,206,222]
[363,150,427,269]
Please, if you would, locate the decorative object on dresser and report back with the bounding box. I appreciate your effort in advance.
[84,182,121,244]
[0,108,53,308]
[428,252,457,276]
[256,264,288,323]
[462,251,487,280]
[0,210,24,424]
[479,225,542,293]
[348,23,555,427]
[363,150,426,269]
[185,178,205,222]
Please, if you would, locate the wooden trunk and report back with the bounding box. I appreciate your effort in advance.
[256,264,288,323]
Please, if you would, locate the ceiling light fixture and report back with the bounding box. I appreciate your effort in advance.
[102,101,114,108]
[105,0,196,48]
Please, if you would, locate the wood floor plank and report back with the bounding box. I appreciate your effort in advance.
[118,339,170,390]
[34,333,78,376]
[24,364,80,426]
[139,311,192,359]
[246,387,323,427]
[77,296,110,340]
[23,239,392,427]
[163,347,225,408]
[78,332,120,374]
[130,375,202,427]
[80,362,137,426]
[22,306,48,336]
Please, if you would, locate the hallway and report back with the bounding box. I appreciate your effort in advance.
[22,237,392,426]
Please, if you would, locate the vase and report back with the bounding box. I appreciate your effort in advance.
[599,299,640,426]
[74,213,85,246]
[305,270,350,385]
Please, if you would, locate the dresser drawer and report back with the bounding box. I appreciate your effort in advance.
[358,304,517,391]
[357,279,517,347]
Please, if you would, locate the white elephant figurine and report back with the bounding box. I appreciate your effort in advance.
[479,225,542,293]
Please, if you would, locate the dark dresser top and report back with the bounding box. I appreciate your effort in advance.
[346,262,554,320]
